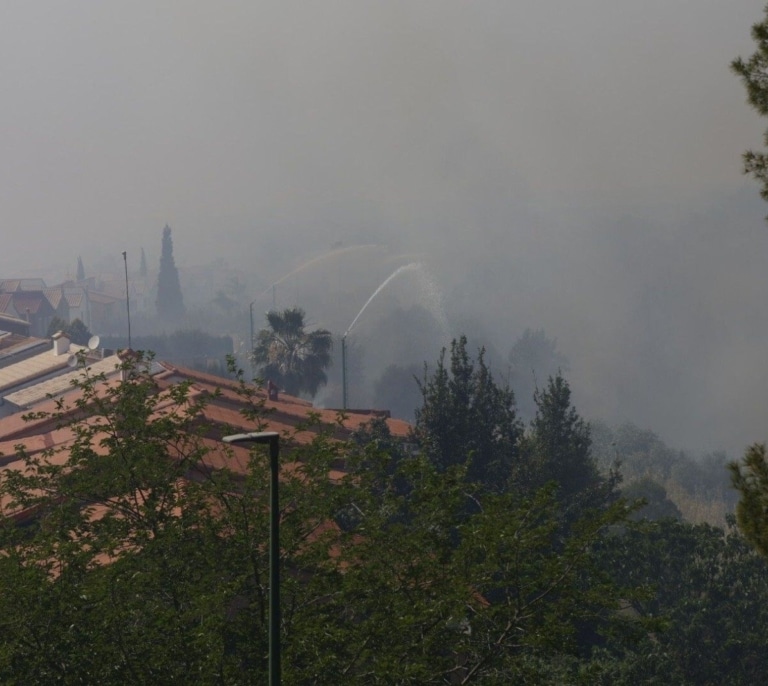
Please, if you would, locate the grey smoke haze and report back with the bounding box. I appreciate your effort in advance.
[1,1,767,454]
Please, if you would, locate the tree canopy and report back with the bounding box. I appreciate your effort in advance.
[251,307,332,398]
[733,5,768,205]
[45,317,92,346]
[508,328,569,421]
[0,341,765,682]
[414,336,521,488]
[730,443,768,558]
[0,354,641,683]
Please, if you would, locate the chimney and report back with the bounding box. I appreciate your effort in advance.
[52,331,70,356]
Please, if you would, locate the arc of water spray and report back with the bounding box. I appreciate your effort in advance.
[342,262,422,409]
[344,262,421,338]
[257,244,384,304]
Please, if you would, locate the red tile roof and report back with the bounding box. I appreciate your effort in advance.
[0,360,411,497]
[10,292,48,316]
[0,294,14,315]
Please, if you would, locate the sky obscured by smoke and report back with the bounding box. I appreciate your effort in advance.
[2,1,768,454]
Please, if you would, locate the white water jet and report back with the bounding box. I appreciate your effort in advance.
[412,266,450,342]
[344,262,421,337]
[260,244,383,303]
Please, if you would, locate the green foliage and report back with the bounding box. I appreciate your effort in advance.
[522,374,614,512]
[2,342,763,682]
[593,518,768,684]
[45,316,68,338]
[45,317,92,345]
[251,307,333,398]
[508,327,569,421]
[308,434,636,683]
[414,336,521,488]
[0,354,229,682]
[591,421,736,524]
[730,443,768,558]
[156,224,185,321]
[733,7,768,206]
[100,329,234,371]
[0,350,642,683]
[622,477,682,522]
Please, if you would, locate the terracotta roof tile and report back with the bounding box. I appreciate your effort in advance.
[0,294,14,314]
[43,288,64,309]
[10,293,47,315]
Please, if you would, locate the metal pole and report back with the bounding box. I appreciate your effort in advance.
[341,335,347,410]
[268,436,280,686]
[222,432,281,685]
[122,251,131,349]
[249,301,255,377]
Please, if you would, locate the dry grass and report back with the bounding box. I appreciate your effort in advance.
[662,477,733,528]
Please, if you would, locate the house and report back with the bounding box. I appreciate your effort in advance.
[0,279,47,292]
[0,356,411,520]
[43,285,92,329]
[0,332,97,419]
[0,290,57,337]
[0,333,48,367]
[0,313,31,337]
[88,291,124,335]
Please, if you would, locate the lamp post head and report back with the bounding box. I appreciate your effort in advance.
[223,431,279,446]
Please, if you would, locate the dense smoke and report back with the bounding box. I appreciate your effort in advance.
[1,1,767,454]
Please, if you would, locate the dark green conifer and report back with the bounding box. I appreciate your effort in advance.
[155,225,185,321]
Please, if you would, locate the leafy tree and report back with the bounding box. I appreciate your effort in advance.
[522,374,614,511]
[251,308,332,398]
[101,329,233,363]
[732,7,768,205]
[622,477,682,522]
[321,429,639,683]
[593,517,768,684]
[0,353,642,684]
[0,354,233,682]
[591,421,736,523]
[509,328,569,421]
[155,224,185,321]
[45,317,92,345]
[414,336,521,488]
[45,316,68,338]
[730,443,768,557]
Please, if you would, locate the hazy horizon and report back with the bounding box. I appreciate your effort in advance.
[3,1,768,456]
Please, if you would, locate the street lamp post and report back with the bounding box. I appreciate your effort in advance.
[341,334,348,410]
[222,431,281,686]
[249,301,256,376]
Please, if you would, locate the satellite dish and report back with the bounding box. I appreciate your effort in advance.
[87,335,100,351]
[67,354,78,368]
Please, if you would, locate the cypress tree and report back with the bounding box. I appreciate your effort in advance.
[155,225,185,321]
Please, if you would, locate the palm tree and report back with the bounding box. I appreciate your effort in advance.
[251,308,333,398]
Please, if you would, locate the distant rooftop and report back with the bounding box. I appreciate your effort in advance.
[0,279,47,292]
[4,355,123,409]
[0,343,86,394]
[0,335,47,360]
